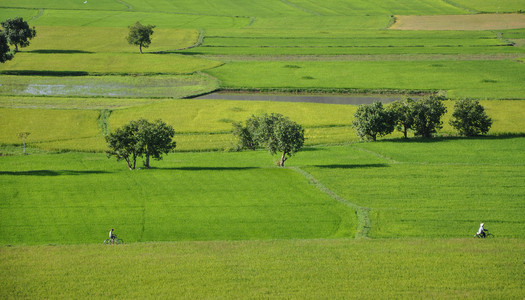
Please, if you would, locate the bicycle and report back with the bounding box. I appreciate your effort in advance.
[474,232,494,238]
[104,236,124,244]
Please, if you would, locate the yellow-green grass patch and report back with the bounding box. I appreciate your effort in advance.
[391,13,525,30]
[0,108,101,145]
[0,53,222,75]
[25,26,199,54]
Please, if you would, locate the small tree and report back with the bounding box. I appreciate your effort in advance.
[388,97,415,139]
[18,132,30,154]
[106,119,176,170]
[0,32,14,63]
[450,99,492,136]
[127,22,155,54]
[352,101,395,141]
[411,97,447,138]
[233,113,305,167]
[1,17,36,52]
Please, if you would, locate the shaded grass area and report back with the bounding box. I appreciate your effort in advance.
[0,151,355,245]
[1,239,523,298]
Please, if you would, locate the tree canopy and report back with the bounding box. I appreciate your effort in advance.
[0,32,13,63]
[233,113,305,167]
[388,97,415,139]
[449,99,492,136]
[411,97,447,138]
[352,101,395,141]
[106,119,176,170]
[1,17,36,52]
[127,22,155,54]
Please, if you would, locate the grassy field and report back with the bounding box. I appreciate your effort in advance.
[1,239,523,298]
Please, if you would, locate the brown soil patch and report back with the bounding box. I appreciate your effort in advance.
[390,14,525,30]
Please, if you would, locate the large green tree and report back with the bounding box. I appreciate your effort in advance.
[411,97,447,138]
[134,119,176,169]
[127,22,155,54]
[106,119,176,170]
[1,17,36,52]
[0,32,13,63]
[449,99,492,136]
[233,113,305,167]
[352,101,395,141]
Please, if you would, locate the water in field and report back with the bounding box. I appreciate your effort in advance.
[195,92,405,105]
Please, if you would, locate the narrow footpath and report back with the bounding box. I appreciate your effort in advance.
[291,166,371,239]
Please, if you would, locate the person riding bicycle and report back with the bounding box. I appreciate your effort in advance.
[109,228,117,243]
[475,223,488,237]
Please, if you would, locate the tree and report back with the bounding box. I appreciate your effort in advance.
[134,119,176,169]
[449,99,492,136]
[388,97,415,139]
[18,132,30,154]
[106,121,141,170]
[127,22,155,54]
[1,17,36,52]
[233,113,305,167]
[411,96,447,138]
[106,119,176,170]
[0,32,14,63]
[352,101,395,141]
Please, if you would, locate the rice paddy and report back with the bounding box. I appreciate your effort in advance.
[1,0,524,298]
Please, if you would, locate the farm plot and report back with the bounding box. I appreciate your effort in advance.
[295,138,525,238]
[0,74,219,99]
[0,151,355,245]
[391,13,525,30]
[205,60,525,99]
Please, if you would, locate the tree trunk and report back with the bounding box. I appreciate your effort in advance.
[403,127,408,139]
[279,152,287,167]
[139,44,143,54]
[145,155,150,169]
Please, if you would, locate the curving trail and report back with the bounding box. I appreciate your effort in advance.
[291,166,371,239]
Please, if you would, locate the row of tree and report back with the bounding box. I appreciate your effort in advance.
[106,99,492,170]
[0,17,36,63]
[353,97,492,141]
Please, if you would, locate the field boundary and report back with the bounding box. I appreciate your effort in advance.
[291,166,370,239]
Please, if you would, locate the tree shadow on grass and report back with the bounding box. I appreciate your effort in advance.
[29,50,94,54]
[152,166,259,171]
[314,163,390,169]
[380,133,525,144]
[0,170,110,176]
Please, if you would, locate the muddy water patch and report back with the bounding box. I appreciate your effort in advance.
[195,93,407,105]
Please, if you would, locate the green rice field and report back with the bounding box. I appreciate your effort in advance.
[1,0,524,298]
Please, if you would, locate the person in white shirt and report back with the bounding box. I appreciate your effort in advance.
[109,228,116,242]
[476,223,487,237]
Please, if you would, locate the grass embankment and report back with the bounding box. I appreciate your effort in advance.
[1,239,523,298]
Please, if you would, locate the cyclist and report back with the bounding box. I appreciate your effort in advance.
[109,228,116,243]
[475,223,487,237]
